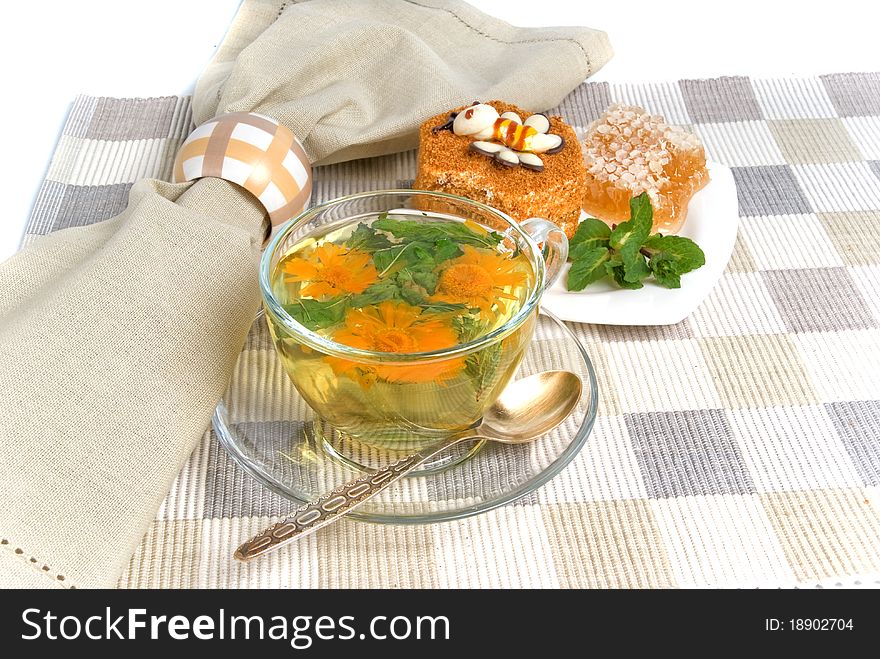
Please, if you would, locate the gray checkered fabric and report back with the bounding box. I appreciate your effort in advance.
[22,74,880,588]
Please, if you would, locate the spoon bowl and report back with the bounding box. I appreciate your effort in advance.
[480,370,582,443]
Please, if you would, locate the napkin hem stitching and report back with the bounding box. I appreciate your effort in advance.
[0,537,77,589]
[402,0,592,74]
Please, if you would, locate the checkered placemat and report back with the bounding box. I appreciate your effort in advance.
[24,74,880,588]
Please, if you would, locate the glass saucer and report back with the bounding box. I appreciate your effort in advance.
[212,309,598,524]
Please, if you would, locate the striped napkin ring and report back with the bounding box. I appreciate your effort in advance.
[173,112,312,228]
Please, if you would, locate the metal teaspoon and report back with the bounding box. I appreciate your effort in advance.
[234,370,582,561]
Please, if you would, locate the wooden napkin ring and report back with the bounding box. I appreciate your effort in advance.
[173,112,312,228]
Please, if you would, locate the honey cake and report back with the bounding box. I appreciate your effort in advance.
[413,101,587,238]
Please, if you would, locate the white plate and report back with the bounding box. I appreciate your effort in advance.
[541,161,738,325]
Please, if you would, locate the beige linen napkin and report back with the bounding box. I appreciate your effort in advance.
[195,0,612,164]
[0,0,611,588]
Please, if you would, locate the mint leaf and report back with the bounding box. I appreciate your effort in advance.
[642,234,706,288]
[372,240,433,274]
[410,269,438,294]
[609,192,653,258]
[350,280,400,307]
[434,238,463,263]
[604,252,643,289]
[607,264,644,289]
[345,222,392,251]
[629,192,654,229]
[567,247,611,291]
[373,217,502,249]
[563,193,707,292]
[283,298,347,330]
[643,234,706,272]
[570,241,601,263]
[453,315,502,396]
[399,285,426,306]
[373,235,463,277]
[620,250,651,284]
[569,218,611,253]
[420,302,469,314]
[352,262,440,307]
[395,269,432,305]
[650,258,682,288]
[453,314,485,343]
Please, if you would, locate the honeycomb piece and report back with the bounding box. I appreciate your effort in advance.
[582,104,709,233]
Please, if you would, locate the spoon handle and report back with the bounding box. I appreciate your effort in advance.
[234,434,471,561]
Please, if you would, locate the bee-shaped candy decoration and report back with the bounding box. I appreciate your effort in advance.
[449,103,564,171]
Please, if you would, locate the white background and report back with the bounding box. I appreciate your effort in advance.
[2,0,879,262]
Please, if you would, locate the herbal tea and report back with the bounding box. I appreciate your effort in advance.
[266,212,536,445]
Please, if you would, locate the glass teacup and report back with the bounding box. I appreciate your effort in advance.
[260,190,567,453]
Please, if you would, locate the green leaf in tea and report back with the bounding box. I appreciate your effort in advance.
[453,315,502,397]
[434,237,464,263]
[410,269,439,294]
[344,222,393,251]
[453,314,484,343]
[351,265,438,308]
[390,269,427,306]
[372,240,433,275]
[350,279,402,307]
[399,285,427,306]
[373,216,503,249]
[283,297,348,330]
[419,302,471,314]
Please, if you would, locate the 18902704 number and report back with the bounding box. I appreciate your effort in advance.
[790,619,854,631]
